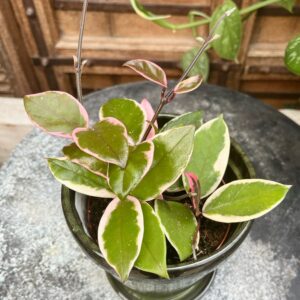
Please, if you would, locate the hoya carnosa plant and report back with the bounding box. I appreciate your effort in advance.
[23,10,291,282]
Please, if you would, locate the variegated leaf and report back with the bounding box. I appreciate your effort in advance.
[174,75,203,94]
[124,59,167,88]
[73,117,129,168]
[24,91,89,138]
[135,202,168,278]
[99,98,146,144]
[47,158,113,198]
[161,111,203,132]
[155,200,197,261]
[131,126,195,201]
[210,0,242,60]
[108,141,154,198]
[203,179,291,223]
[98,196,143,281]
[184,115,230,198]
[63,143,108,177]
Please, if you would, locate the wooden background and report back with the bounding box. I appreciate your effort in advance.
[0,0,300,108]
[0,0,299,163]
[0,0,300,107]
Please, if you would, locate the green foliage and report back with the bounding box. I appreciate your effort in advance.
[279,0,295,12]
[73,118,129,168]
[210,0,242,60]
[108,141,154,198]
[285,35,300,76]
[98,196,143,281]
[24,56,291,282]
[100,98,146,144]
[184,115,230,198]
[63,143,107,177]
[155,200,197,261]
[47,158,113,198]
[131,126,195,201]
[135,202,168,278]
[180,48,210,81]
[24,91,88,138]
[161,111,203,132]
[203,180,291,222]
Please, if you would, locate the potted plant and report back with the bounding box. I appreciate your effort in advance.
[23,3,291,300]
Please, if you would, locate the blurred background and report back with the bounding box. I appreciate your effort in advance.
[0,0,299,164]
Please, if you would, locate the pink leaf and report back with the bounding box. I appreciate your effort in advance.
[141,99,158,139]
[124,59,167,88]
[174,75,203,95]
[184,172,201,217]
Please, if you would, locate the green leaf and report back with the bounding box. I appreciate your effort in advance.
[279,0,295,12]
[134,202,168,278]
[108,141,154,198]
[285,35,300,76]
[130,0,170,21]
[203,179,291,223]
[184,115,230,198]
[161,111,203,132]
[180,48,210,81]
[155,200,197,261]
[98,196,143,281]
[131,126,195,201]
[174,75,203,94]
[63,143,108,177]
[210,0,242,60]
[73,117,129,168]
[99,98,146,144]
[24,91,88,138]
[124,59,167,88]
[47,158,113,198]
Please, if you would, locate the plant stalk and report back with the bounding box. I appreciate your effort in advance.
[240,0,280,15]
[74,0,89,103]
[142,10,232,140]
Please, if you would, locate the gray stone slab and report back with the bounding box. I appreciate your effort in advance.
[0,82,299,300]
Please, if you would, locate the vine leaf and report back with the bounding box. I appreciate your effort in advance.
[73,117,129,168]
[98,196,144,282]
[155,200,197,261]
[108,141,154,198]
[279,0,295,12]
[131,126,195,201]
[180,48,210,81]
[47,158,113,198]
[24,91,89,138]
[124,59,167,88]
[141,98,158,139]
[184,115,230,198]
[161,111,203,132]
[99,98,146,144]
[63,143,108,177]
[174,75,203,94]
[134,202,168,278]
[203,179,291,223]
[285,35,300,76]
[210,0,242,60]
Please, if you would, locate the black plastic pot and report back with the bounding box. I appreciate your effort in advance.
[61,115,256,300]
